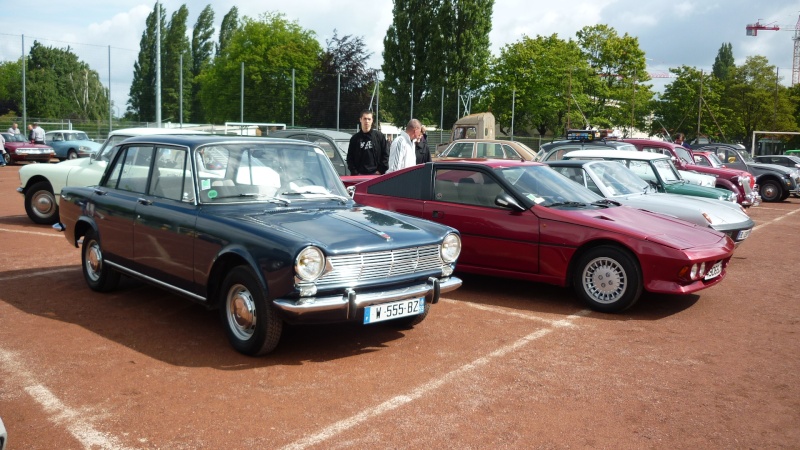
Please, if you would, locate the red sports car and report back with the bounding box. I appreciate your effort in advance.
[1,132,55,164]
[352,160,735,312]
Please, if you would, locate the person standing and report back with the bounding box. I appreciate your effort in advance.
[0,132,6,166]
[27,124,34,142]
[32,122,46,144]
[388,119,422,173]
[346,110,389,175]
[7,123,20,135]
[674,133,688,147]
[415,126,431,164]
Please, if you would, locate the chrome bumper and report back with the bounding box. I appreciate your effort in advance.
[273,276,462,323]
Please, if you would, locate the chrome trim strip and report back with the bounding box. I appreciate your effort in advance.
[106,260,206,302]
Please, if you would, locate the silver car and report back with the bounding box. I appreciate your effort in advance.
[547,159,754,247]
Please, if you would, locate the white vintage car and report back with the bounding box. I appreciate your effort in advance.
[17,127,208,224]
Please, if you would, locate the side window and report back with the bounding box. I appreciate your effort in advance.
[502,144,522,160]
[149,147,189,202]
[465,127,477,139]
[693,155,710,166]
[104,146,154,193]
[449,142,474,158]
[434,169,504,207]
[627,160,656,182]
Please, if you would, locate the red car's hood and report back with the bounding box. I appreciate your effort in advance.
[542,204,728,250]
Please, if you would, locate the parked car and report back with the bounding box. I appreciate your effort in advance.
[268,129,353,175]
[538,136,716,188]
[435,138,538,161]
[546,159,754,246]
[562,150,738,203]
[754,154,800,170]
[693,143,800,202]
[1,132,55,164]
[45,130,101,160]
[17,127,209,224]
[351,159,735,313]
[56,135,462,355]
[623,139,760,207]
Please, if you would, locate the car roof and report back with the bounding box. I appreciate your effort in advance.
[116,134,309,149]
[46,130,89,134]
[108,127,211,137]
[434,159,543,169]
[270,129,353,139]
[544,159,594,167]
[564,149,668,160]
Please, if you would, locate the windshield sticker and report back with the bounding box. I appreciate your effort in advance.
[207,189,218,199]
[201,179,211,190]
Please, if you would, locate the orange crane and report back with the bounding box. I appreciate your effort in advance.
[746,15,800,86]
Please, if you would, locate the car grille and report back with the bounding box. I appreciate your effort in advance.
[317,245,443,286]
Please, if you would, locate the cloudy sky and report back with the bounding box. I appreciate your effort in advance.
[1,0,798,115]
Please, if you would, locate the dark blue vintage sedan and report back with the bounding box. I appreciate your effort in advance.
[56,135,462,355]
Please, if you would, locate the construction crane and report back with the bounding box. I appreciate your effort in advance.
[746,15,800,86]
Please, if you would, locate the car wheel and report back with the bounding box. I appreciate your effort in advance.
[573,245,642,313]
[24,181,59,224]
[82,229,120,292]
[759,180,782,202]
[67,150,78,160]
[386,300,430,328]
[220,266,283,356]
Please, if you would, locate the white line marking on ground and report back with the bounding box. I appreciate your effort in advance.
[0,267,78,282]
[280,312,587,450]
[0,348,133,450]
[440,298,583,327]
[753,207,800,231]
[0,227,61,237]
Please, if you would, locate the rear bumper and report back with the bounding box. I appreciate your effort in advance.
[273,276,462,323]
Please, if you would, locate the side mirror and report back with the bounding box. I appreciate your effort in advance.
[495,192,526,212]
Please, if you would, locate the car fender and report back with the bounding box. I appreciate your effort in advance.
[204,244,271,308]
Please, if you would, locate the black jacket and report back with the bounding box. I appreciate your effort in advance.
[346,129,389,175]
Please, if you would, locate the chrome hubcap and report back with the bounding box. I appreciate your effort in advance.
[582,257,626,304]
[32,191,55,217]
[86,243,102,281]
[227,285,256,340]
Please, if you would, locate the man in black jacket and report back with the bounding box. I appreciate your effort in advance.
[346,110,389,175]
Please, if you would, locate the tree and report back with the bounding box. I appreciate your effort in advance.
[25,41,109,120]
[217,6,238,57]
[0,60,23,116]
[128,3,166,121]
[575,24,651,129]
[162,4,192,124]
[654,66,726,141]
[191,4,215,123]
[382,0,493,128]
[200,12,321,123]
[488,34,588,137]
[712,43,735,81]
[305,31,377,128]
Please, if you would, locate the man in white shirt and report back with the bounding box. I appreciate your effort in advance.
[32,122,46,144]
[387,119,422,173]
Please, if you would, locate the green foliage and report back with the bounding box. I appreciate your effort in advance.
[162,5,192,123]
[200,12,321,123]
[712,43,734,81]
[26,41,109,120]
[382,0,493,128]
[217,6,239,57]
[305,31,377,128]
[0,60,23,116]
[488,34,588,137]
[191,4,215,122]
[128,3,165,121]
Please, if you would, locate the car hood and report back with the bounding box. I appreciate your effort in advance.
[543,204,728,250]
[218,205,452,253]
[614,193,752,228]
[665,180,729,198]
[748,162,795,175]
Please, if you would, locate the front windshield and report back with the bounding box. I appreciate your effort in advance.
[585,161,650,196]
[195,142,348,203]
[95,134,136,162]
[7,133,27,143]
[65,132,90,141]
[652,158,682,182]
[739,149,755,163]
[705,153,724,167]
[495,165,603,207]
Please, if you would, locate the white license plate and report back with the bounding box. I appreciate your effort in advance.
[737,229,751,240]
[704,261,723,280]
[364,298,425,324]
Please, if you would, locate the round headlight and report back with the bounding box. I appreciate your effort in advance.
[440,233,462,263]
[295,246,325,281]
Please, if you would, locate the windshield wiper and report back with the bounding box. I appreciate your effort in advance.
[281,191,349,204]
[547,201,588,208]
[591,199,621,207]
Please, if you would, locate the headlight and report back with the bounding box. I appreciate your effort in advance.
[79,145,91,152]
[440,233,461,263]
[295,246,325,281]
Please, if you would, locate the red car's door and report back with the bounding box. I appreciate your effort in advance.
[423,168,539,276]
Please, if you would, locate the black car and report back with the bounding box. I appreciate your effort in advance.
[754,154,800,170]
[536,134,638,162]
[56,135,462,355]
[268,129,353,176]
[695,143,800,202]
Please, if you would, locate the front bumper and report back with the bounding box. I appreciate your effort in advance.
[741,189,760,207]
[11,152,54,162]
[273,276,462,323]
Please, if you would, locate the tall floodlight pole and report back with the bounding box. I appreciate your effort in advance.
[179,53,183,127]
[155,1,162,127]
[337,73,341,131]
[240,62,244,123]
[291,69,295,127]
[511,89,515,141]
[410,80,414,120]
[108,45,112,132]
[440,86,444,144]
[22,34,27,129]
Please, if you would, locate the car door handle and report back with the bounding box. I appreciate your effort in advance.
[92,188,107,195]
[137,198,152,206]
[433,210,443,218]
